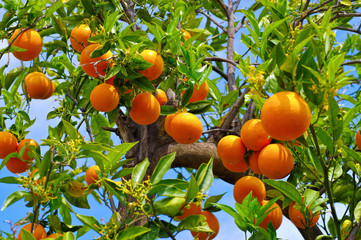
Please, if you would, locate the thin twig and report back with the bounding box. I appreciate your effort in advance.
[216,0,229,16]
[331,12,361,21]
[211,65,228,80]
[204,57,238,66]
[341,59,361,66]
[196,9,228,33]
[333,26,361,34]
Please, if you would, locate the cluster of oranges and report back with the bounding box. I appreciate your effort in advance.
[0,131,38,174]
[217,91,317,230]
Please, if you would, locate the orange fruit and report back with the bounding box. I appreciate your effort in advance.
[10,29,42,61]
[170,112,203,144]
[259,200,283,230]
[47,233,63,238]
[85,165,100,185]
[260,91,311,141]
[164,112,180,137]
[24,72,51,99]
[138,50,164,81]
[258,143,294,179]
[80,43,113,78]
[90,83,119,112]
[6,157,32,174]
[248,151,262,174]
[191,211,219,240]
[70,24,94,52]
[41,81,55,99]
[17,139,38,161]
[189,81,209,103]
[18,223,46,240]
[217,135,246,164]
[156,89,167,106]
[356,130,361,149]
[182,30,192,41]
[233,176,266,204]
[0,131,18,159]
[175,202,202,221]
[130,92,160,125]
[241,119,272,151]
[288,199,320,229]
[222,159,248,173]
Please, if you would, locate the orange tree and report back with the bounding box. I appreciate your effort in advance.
[0,0,361,239]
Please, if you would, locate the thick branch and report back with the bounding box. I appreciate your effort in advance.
[211,65,228,80]
[341,59,361,66]
[333,26,361,34]
[196,9,228,33]
[349,216,361,240]
[221,88,250,130]
[331,12,361,21]
[156,142,247,184]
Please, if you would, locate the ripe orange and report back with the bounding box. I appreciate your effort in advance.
[164,112,180,137]
[41,81,54,99]
[189,81,209,103]
[175,202,202,221]
[170,112,203,144]
[0,131,18,159]
[241,119,272,151]
[130,92,160,125]
[85,165,100,185]
[258,143,294,179]
[90,83,119,112]
[47,233,63,238]
[18,223,46,240]
[260,91,311,141]
[156,89,167,106]
[191,211,219,240]
[17,139,38,161]
[233,176,266,204]
[138,50,164,81]
[356,130,361,149]
[222,159,248,173]
[217,135,246,164]
[70,24,94,52]
[80,43,113,78]
[248,151,262,174]
[288,199,320,229]
[6,157,32,174]
[182,30,192,41]
[10,29,42,61]
[24,72,51,99]
[259,200,283,230]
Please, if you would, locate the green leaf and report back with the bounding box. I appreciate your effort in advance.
[263,179,302,205]
[204,193,225,209]
[20,229,36,240]
[213,203,247,231]
[63,231,75,240]
[132,158,149,188]
[2,191,30,211]
[131,77,156,92]
[62,119,79,140]
[91,113,111,144]
[48,215,62,232]
[177,215,212,232]
[151,152,176,184]
[103,179,127,206]
[81,0,95,15]
[75,213,101,232]
[321,8,332,28]
[153,197,185,217]
[181,88,193,107]
[355,201,361,224]
[105,10,121,34]
[328,97,343,141]
[63,192,90,209]
[185,175,199,202]
[341,146,361,165]
[0,176,19,184]
[90,41,111,58]
[10,71,25,96]
[46,0,63,18]
[196,157,214,193]
[117,226,151,240]
[108,142,138,167]
[317,127,333,155]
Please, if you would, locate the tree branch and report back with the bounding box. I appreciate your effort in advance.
[333,26,361,34]
[221,88,250,130]
[341,59,361,66]
[216,0,229,16]
[204,57,238,66]
[211,65,228,80]
[331,12,361,21]
[196,9,228,33]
